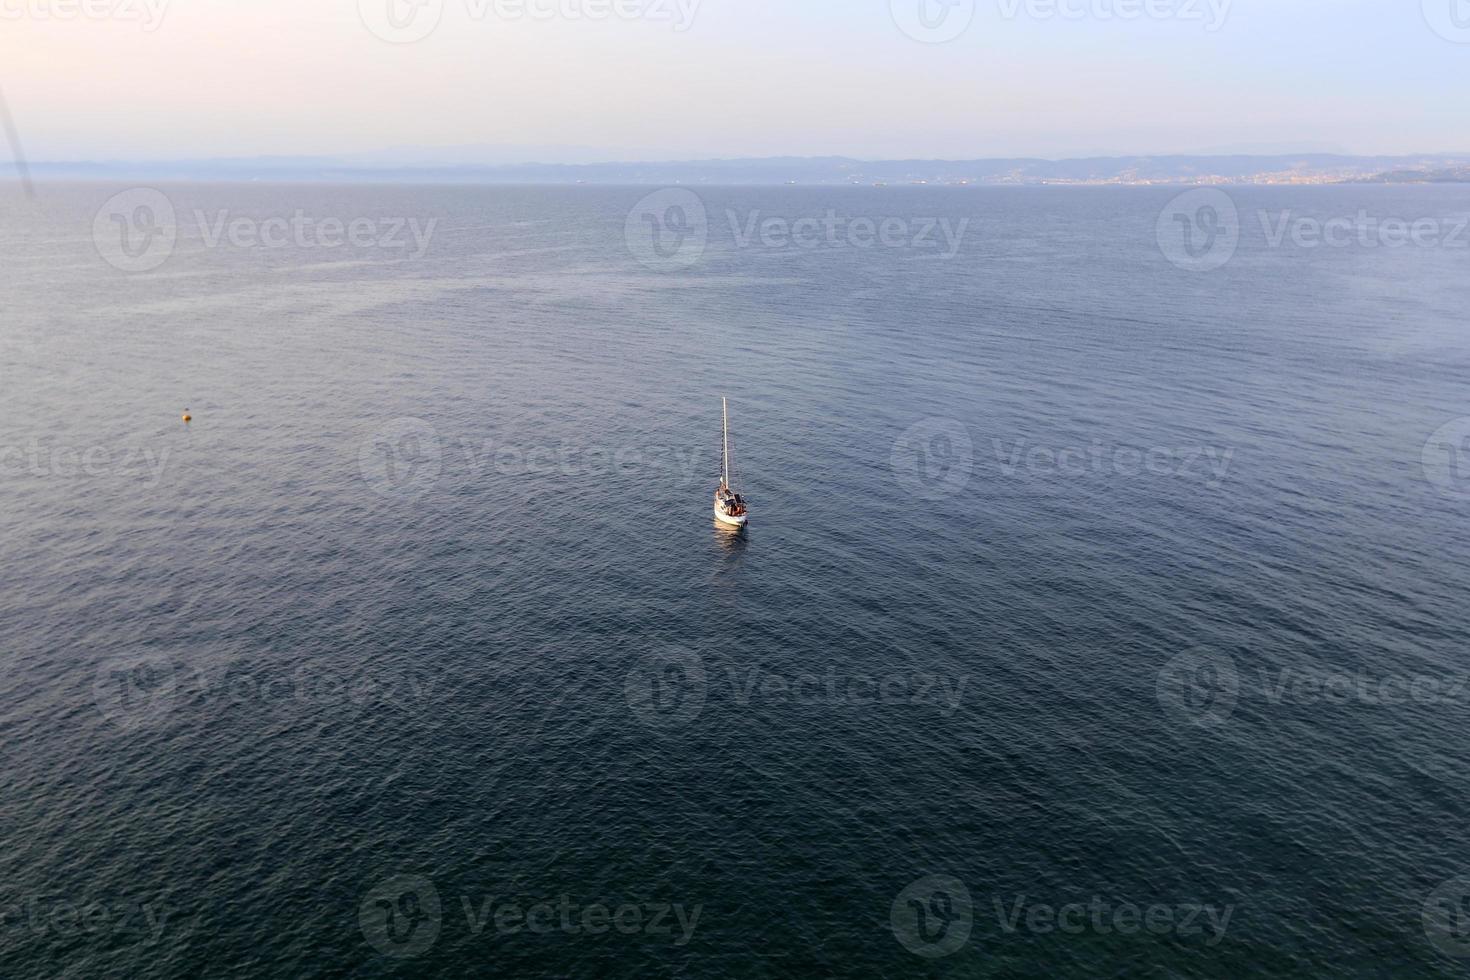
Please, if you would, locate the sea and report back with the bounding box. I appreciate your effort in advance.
[1,181,1468,977]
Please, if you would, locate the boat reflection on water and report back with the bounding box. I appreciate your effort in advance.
[713,519,748,570]
[714,519,748,550]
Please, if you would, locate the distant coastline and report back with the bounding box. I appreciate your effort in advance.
[1358,166,1470,184]
[3,153,1469,186]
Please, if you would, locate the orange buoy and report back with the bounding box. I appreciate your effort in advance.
[182,410,192,423]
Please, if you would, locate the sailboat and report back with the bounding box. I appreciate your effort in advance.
[714,397,749,528]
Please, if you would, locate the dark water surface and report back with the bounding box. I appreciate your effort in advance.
[1,183,1469,977]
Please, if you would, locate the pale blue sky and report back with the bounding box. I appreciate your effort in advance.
[3,0,1466,161]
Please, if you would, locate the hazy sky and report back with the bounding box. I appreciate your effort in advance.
[3,0,1467,161]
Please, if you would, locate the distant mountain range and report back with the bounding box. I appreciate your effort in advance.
[4,153,1470,185]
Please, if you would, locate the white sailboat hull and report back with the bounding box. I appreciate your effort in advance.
[714,506,748,528]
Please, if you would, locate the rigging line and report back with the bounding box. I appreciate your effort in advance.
[0,82,34,199]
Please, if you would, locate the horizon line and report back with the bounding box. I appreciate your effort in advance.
[8,150,1470,169]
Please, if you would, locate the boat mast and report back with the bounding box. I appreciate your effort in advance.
[722,397,730,489]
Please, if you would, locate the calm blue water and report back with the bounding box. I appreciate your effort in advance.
[1,182,1469,977]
